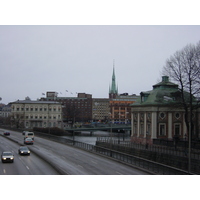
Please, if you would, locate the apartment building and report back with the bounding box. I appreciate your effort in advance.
[109,93,138,124]
[11,99,63,129]
[92,98,110,122]
[44,92,92,123]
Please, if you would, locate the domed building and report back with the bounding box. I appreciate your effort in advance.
[130,76,199,145]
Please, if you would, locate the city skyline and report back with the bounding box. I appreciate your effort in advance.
[1,26,200,105]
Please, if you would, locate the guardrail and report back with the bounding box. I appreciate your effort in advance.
[33,131,193,175]
[0,127,195,175]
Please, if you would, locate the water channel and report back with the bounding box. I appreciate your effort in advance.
[61,130,131,145]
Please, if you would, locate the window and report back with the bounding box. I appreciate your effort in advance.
[147,123,151,135]
[26,107,29,111]
[26,122,29,127]
[159,112,166,119]
[175,113,180,119]
[140,123,144,134]
[174,124,181,135]
[159,123,166,136]
[147,113,151,121]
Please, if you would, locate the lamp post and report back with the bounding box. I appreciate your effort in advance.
[109,113,113,141]
[118,129,120,144]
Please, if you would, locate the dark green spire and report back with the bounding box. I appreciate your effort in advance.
[109,61,118,98]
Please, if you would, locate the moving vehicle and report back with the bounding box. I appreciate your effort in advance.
[3,131,10,136]
[24,132,34,140]
[24,138,34,145]
[18,146,30,155]
[1,151,14,163]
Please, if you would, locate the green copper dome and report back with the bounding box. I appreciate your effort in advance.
[132,76,190,106]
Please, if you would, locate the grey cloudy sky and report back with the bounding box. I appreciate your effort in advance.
[1,25,200,104]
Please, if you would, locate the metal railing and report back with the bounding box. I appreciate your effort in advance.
[33,131,194,174]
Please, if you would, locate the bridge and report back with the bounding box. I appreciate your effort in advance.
[64,124,131,135]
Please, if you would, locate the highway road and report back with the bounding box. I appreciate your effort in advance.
[0,129,151,175]
[0,135,59,175]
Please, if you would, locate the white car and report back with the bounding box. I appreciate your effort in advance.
[1,151,14,163]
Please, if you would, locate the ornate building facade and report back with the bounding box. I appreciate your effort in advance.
[131,76,200,145]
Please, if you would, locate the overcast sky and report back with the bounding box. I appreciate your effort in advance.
[0,25,200,104]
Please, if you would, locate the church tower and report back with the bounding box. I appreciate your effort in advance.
[109,62,118,99]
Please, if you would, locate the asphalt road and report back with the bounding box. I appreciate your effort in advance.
[0,129,151,175]
[0,135,59,175]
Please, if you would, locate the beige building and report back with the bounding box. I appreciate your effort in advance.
[11,99,63,129]
[92,98,110,122]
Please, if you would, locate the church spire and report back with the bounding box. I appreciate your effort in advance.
[109,60,118,99]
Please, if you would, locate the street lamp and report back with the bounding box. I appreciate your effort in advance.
[108,112,113,142]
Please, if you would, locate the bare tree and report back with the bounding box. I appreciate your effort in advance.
[11,113,24,128]
[162,41,200,173]
[163,42,200,135]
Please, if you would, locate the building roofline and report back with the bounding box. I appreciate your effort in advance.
[11,100,61,104]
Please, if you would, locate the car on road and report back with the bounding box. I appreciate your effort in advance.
[3,131,10,136]
[24,132,34,140]
[18,146,30,155]
[24,138,34,145]
[1,151,14,163]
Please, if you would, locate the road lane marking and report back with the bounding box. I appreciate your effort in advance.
[78,165,83,168]
[61,156,66,160]
[116,171,123,175]
[3,169,6,174]
[26,166,30,170]
[91,160,97,164]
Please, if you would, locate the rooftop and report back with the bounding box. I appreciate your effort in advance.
[11,100,61,104]
[131,76,189,106]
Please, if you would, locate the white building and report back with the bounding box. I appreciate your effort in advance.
[11,100,63,129]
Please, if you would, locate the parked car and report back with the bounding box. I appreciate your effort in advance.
[24,138,34,145]
[18,146,30,155]
[3,131,10,136]
[1,151,14,163]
